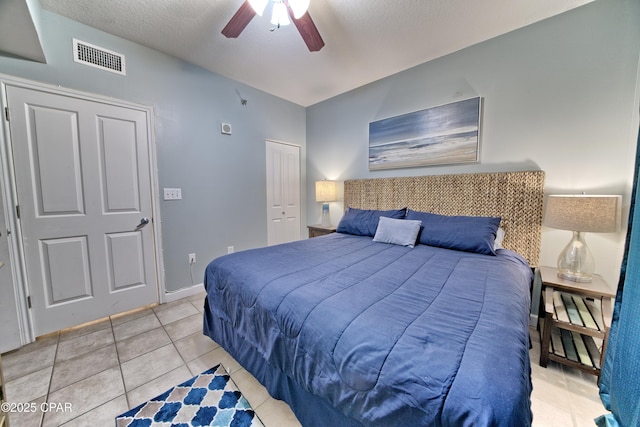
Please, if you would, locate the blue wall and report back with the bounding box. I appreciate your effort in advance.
[306,0,640,286]
[0,10,307,292]
[1,0,639,296]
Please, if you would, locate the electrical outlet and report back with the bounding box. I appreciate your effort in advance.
[227,246,234,254]
[188,253,196,264]
[164,188,182,200]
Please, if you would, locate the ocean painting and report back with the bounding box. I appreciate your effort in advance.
[369,97,481,170]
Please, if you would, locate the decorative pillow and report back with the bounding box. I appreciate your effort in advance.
[405,209,501,255]
[373,217,422,248]
[337,207,406,237]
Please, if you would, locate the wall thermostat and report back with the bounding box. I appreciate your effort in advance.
[221,122,232,135]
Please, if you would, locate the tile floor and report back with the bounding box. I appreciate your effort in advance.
[1,292,608,427]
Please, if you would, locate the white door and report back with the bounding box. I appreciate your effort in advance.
[6,85,158,336]
[266,140,300,246]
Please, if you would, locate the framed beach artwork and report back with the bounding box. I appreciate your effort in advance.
[369,97,481,170]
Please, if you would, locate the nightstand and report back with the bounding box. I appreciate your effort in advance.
[538,266,615,380]
[307,224,337,238]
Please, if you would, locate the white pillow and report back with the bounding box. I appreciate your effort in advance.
[373,217,422,248]
[494,227,506,250]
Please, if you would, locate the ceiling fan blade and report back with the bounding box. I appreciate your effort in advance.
[289,10,325,52]
[222,1,256,38]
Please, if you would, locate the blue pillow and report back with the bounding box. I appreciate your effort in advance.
[405,209,501,255]
[337,207,406,237]
[373,217,422,247]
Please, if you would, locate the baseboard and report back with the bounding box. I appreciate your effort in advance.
[163,282,205,303]
[530,314,539,328]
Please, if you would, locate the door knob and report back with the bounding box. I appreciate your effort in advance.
[135,217,150,231]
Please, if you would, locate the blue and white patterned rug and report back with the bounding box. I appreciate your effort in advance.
[115,364,264,427]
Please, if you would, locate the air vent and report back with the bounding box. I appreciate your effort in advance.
[73,39,126,75]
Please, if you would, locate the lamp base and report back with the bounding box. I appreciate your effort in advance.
[557,270,593,283]
[320,202,331,227]
[557,231,594,283]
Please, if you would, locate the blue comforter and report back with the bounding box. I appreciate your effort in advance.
[203,233,533,426]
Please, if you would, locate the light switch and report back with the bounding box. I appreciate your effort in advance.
[163,188,182,200]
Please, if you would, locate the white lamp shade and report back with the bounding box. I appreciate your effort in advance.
[544,195,622,232]
[288,0,310,19]
[248,0,269,16]
[315,180,337,202]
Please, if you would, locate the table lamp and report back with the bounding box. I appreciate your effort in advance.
[315,180,337,227]
[544,194,622,282]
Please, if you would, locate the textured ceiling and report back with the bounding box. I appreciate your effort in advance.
[40,0,594,107]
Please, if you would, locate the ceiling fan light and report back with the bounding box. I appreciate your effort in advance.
[271,1,291,26]
[248,0,268,16]
[288,0,310,19]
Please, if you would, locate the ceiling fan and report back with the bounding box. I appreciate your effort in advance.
[222,0,325,52]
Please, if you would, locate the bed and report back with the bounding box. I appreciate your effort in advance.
[203,171,545,426]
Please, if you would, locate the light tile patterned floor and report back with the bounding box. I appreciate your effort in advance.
[1,292,608,426]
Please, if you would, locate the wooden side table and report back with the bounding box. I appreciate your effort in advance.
[307,224,337,238]
[538,266,615,380]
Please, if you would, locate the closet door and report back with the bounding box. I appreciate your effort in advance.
[6,84,158,336]
[266,140,300,246]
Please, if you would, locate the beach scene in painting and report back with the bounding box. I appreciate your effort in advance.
[369,97,480,170]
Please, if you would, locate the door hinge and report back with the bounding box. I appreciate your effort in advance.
[4,107,8,121]
[16,205,20,219]
[27,296,32,309]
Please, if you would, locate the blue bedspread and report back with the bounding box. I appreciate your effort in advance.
[203,233,533,426]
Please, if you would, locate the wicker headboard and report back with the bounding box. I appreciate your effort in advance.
[343,171,545,266]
